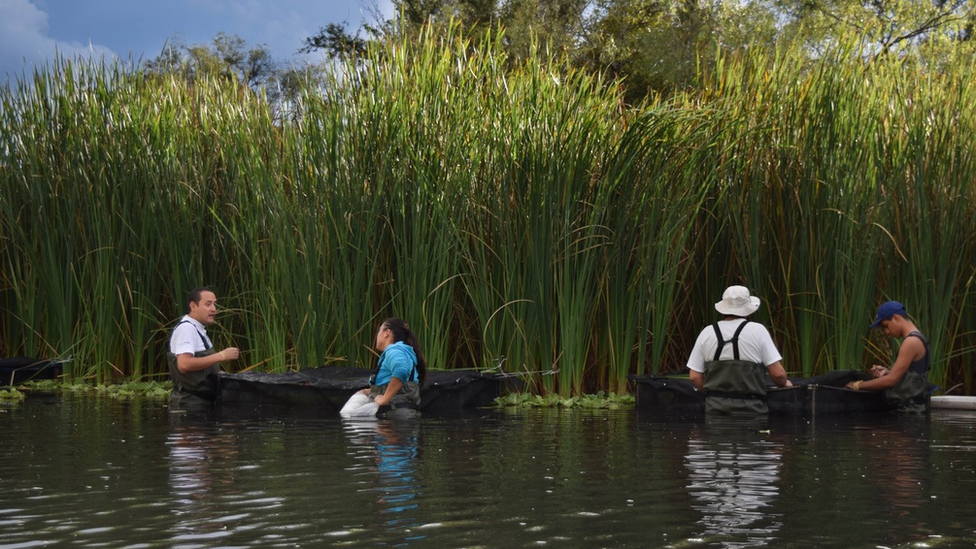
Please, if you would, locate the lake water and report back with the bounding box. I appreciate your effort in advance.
[1,394,975,548]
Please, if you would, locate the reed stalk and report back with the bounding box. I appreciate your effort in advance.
[1,26,974,393]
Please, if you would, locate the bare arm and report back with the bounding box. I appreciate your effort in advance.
[689,370,704,390]
[373,377,404,406]
[767,361,793,387]
[176,348,239,373]
[847,337,923,390]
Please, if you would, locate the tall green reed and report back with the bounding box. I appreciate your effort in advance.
[1,25,974,393]
[699,38,976,382]
[874,60,976,389]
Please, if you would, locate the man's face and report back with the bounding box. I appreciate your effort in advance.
[189,291,218,325]
[880,319,893,335]
[880,315,903,337]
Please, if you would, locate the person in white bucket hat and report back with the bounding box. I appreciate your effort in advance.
[687,285,792,414]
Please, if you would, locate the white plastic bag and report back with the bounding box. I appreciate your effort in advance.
[340,391,379,418]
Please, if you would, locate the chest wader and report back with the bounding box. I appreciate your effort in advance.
[885,331,930,414]
[369,363,422,419]
[168,322,222,411]
[702,320,769,415]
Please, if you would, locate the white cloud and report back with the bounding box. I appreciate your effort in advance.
[0,0,114,82]
[0,0,396,82]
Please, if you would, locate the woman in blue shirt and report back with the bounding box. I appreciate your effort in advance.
[343,317,428,418]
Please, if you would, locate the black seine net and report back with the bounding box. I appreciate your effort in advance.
[629,369,933,416]
[219,367,517,415]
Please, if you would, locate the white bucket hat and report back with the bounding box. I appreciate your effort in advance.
[715,285,761,317]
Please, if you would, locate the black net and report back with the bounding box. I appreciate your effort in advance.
[1,357,63,386]
[629,369,907,417]
[219,367,516,415]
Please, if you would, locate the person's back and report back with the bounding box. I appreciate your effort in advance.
[699,320,774,414]
[687,286,792,415]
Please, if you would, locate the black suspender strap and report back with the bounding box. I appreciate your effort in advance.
[731,320,750,360]
[711,320,750,361]
[369,361,380,386]
[369,353,419,385]
[711,323,724,361]
[176,320,211,350]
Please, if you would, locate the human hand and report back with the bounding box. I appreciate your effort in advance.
[870,365,888,378]
[784,379,793,387]
[360,388,370,396]
[220,347,240,361]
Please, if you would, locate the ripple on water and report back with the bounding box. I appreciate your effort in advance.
[2,400,976,548]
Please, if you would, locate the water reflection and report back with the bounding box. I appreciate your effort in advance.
[165,416,243,545]
[853,417,932,542]
[3,396,976,549]
[343,419,426,545]
[684,417,785,548]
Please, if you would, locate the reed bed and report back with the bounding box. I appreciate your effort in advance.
[1,27,974,394]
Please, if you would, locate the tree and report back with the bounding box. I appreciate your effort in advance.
[374,0,778,99]
[213,33,278,88]
[498,0,592,61]
[300,23,369,60]
[145,32,280,91]
[774,0,975,57]
[302,0,975,104]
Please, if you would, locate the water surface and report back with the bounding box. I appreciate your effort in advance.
[1,394,974,548]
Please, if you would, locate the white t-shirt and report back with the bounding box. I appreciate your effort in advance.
[169,315,213,356]
[686,319,782,373]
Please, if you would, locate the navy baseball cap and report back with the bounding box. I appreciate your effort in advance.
[870,301,907,328]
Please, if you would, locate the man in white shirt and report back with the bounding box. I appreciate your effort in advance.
[687,286,791,414]
[167,287,240,410]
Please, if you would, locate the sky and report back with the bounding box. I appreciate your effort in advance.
[0,0,394,83]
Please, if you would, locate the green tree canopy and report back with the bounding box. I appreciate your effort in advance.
[325,0,975,102]
[145,32,280,90]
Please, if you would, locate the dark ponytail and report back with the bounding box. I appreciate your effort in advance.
[382,317,427,384]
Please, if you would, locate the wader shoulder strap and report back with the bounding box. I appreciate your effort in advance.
[369,351,419,385]
[176,320,211,350]
[711,320,750,361]
[369,355,382,385]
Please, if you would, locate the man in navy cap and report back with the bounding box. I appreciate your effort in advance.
[846,301,930,412]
